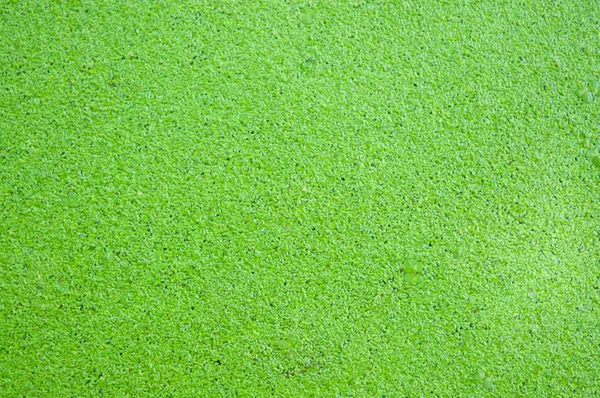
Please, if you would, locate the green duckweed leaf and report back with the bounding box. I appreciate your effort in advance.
[277,337,298,351]
[590,80,600,95]
[528,291,538,302]
[587,149,598,160]
[65,191,78,208]
[451,248,462,259]
[405,259,421,273]
[581,137,591,148]
[191,107,202,120]
[483,377,495,389]
[300,11,314,25]
[404,273,424,284]
[582,91,594,103]
[472,369,486,383]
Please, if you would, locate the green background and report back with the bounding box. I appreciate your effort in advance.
[1,0,600,396]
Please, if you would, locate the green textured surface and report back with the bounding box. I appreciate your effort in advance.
[1,1,600,396]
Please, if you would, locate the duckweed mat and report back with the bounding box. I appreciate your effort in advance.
[1,0,600,396]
